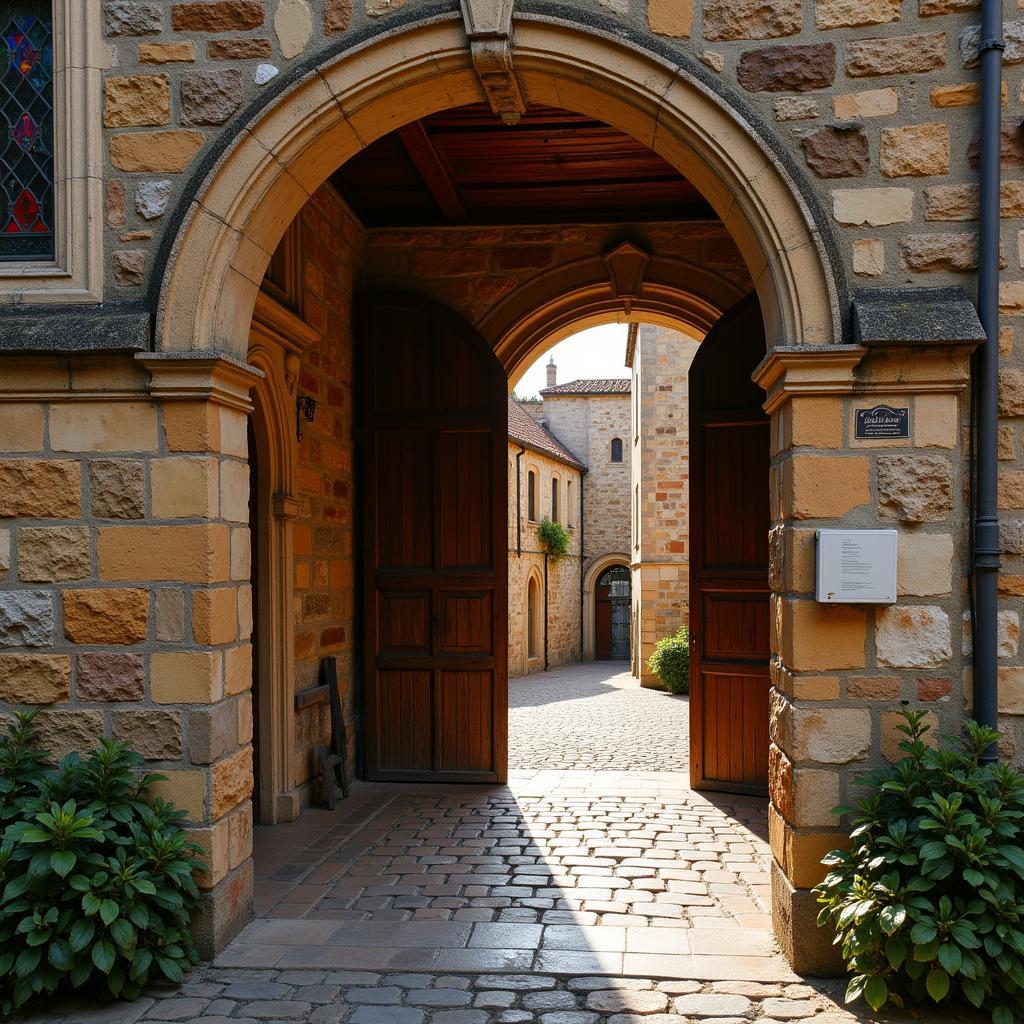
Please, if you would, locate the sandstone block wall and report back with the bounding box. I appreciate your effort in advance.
[507,444,583,676]
[630,325,700,686]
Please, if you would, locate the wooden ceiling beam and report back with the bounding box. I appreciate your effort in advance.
[396,121,467,222]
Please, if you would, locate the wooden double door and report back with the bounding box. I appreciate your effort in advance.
[360,295,508,783]
[688,295,771,794]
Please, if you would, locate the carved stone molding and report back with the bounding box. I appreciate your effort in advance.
[461,0,526,125]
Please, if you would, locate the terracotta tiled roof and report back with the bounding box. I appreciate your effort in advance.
[508,398,586,470]
[541,378,631,395]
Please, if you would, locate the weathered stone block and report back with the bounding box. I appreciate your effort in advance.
[18,527,91,583]
[815,0,899,28]
[898,532,953,596]
[171,1,265,31]
[208,37,273,58]
[899,232,989,272]
[104,75,171,128]
[90,460,145,519]
[962,609,1020,658]
[324,0,351,34]
[774,97,819,120]
[801,127,869,178]
[852,238,885,276]
[63,589,149,644]
[877,454,953,522]
[77,651,146,701]
[790,707,870,763]
[703,0,800,40]
[229,802,253,868]
[34,711,105,761]
[0,461,80,518]
[224,643,252,696]
[0,404,44,451]
[832,187,913,226]
[0,529,9,574]
[193,587,238,646]
[876,606,952,668]
[737,44,835,92]
[0,653,70,703]
[189,701,239,764]
[960,21,1024,69]
[648,0,691,36]
[151,650,223,704]
[104,1,163,35]
[833,87,897,119]
[846,32,947,76]
[880,709,939,761]
[114,709,182,759]
[923,180,1024,222]
[98,524,231,583]
[782,600,867,671]
[274,0,312,58]
[968,120,1024,170]
[919,0,978,12]
[151,456,219,518]
[181,70,243,126]
[114,250,146,287]
[219,460,250,523]
[211,745,253,818]
[0,591,53,647]
[140,41,196,62]
[51,402,157,455]
[155,588,186,642]
[881,124,950,178]
[110,131,205,173]
[136,179,173,220]
[793,769,841,828]
[148,769,206,821]
[786,454,869,518]
[847,675,902,700]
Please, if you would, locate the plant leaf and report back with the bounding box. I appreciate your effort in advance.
[99,899,119,926]
[863,975,888,1011]
[926,968,950,1003]
[91,940,115,974]
[68,918,94,953]
[49,850,76,878]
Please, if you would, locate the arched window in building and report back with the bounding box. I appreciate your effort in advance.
[610,437,624,463]
[551,475,559,523]
[527,576,540,660]
[566,479,573,528]
[527,469,537,521]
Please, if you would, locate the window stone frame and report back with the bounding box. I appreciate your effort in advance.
[0,0,104,302]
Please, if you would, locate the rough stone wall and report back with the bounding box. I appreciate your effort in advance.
[363,221,749,325]
[630,325,700,686]
[507,443,583,676]
[543,393,632,575]
[290,185,361,795]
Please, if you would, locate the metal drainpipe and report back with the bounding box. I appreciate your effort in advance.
[515,445,525,557]
[578,468,587,661]
[974,0,1005,761]
[543,553,550,671]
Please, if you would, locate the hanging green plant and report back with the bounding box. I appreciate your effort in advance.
[537,518,571,561]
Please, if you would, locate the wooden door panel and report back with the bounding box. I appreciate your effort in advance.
[361,294,508,783]
[595,597,612,660]
[439,431,492,569]
[435,671,494,772]
[689,294,770,795]
[440,592,492,654]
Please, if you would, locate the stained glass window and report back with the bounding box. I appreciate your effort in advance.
[0,2,53,262]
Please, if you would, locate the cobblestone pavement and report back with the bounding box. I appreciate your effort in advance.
[508,663,689,772]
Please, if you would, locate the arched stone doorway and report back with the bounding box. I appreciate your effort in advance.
[595,565,631,662]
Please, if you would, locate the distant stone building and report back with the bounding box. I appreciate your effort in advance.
[507,398,584,678]
[628,324,701,686]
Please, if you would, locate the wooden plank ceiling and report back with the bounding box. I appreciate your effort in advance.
[331,104,713,227]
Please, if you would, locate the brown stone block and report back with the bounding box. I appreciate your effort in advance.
[917,676,952,701]
[162,401,218,452]
[784,454,870,519]
[63,589,148,645]
[181,70,243,126]
[104,75,171,128]
[832,87,898,119]
[847,675,902,700]
[77,652,145,701]
[877,454,952,522]
[110,131,205,173]
[846,31,946,77]
[324,0,351,32]
[782,600,867,671]
[224,643,253,696]
[211,745,253,819]
[703,0,800,39]
[0,460,81,518]
[228,801,253,869]
[791,675,841,701]
[155,589,185,642]
[192,587,238,646]
[968,120,1024,170]
[880,123,950,178]
[98,524,231,583]
[113,709,182,759]
[207,37,272,58]
[880,709,938,761]
[148,769,206,822]
[189,701,239,764]
[140,41,196,63]
[648,0,691,35]
[815,0,899,28]
[900,232,987,272]
[737,43,835,92]
[50,402,157,453]
[151,456,218,517]
[800,127,869,179]
[771,859,843,976]
[89,460,145,519]
[33,710,104,762]
[171,1,264,31]
[768,743,793,820]
[770,806,850,888]
[0,654,71,703]
[151,650,223,704]
[18,527,91,582]
[190,816,229,888]
[0,403,44,451]
[788,397,842,449]
[114,251,146,287]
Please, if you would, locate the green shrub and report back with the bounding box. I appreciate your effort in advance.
[815,710,1024,1024]
[647,626,690,694]
[538,517,571,561]
[0,711,205,1015]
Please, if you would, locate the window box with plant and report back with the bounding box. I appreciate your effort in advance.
[816,710,1024,1024]
[0,711,205,1015]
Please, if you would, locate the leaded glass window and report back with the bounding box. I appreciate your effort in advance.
[0,1,53,262]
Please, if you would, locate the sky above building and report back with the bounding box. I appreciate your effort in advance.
[514,324,630,399]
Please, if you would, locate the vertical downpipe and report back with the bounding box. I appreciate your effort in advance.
[543,553,550,671]
[515,445,525,557]
[974,0,1005,761]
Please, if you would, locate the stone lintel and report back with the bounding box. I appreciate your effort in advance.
[753,345,867,415]
[853,285,987,347]
[0,310,150,353]
[137,352,264,412]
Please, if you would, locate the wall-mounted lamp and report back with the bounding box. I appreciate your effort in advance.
[296,395,317,439]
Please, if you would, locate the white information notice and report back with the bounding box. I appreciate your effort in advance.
[815,529,897,604]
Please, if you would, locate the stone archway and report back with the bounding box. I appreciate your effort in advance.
[583,553,632,663]
[154,15,842,361]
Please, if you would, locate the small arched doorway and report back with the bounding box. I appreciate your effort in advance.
[595,565,631,662]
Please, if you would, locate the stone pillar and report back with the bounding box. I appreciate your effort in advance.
[0,352,260,957]
[755,338,977,974]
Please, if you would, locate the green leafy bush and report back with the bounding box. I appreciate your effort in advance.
[538,517,571,561]
[0,711,205,1015]
[647,626,690,694]
[815,710,1024,1024]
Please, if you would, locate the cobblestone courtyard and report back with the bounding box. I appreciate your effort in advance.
[508,664,690,772]
[27,664,980,1023]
